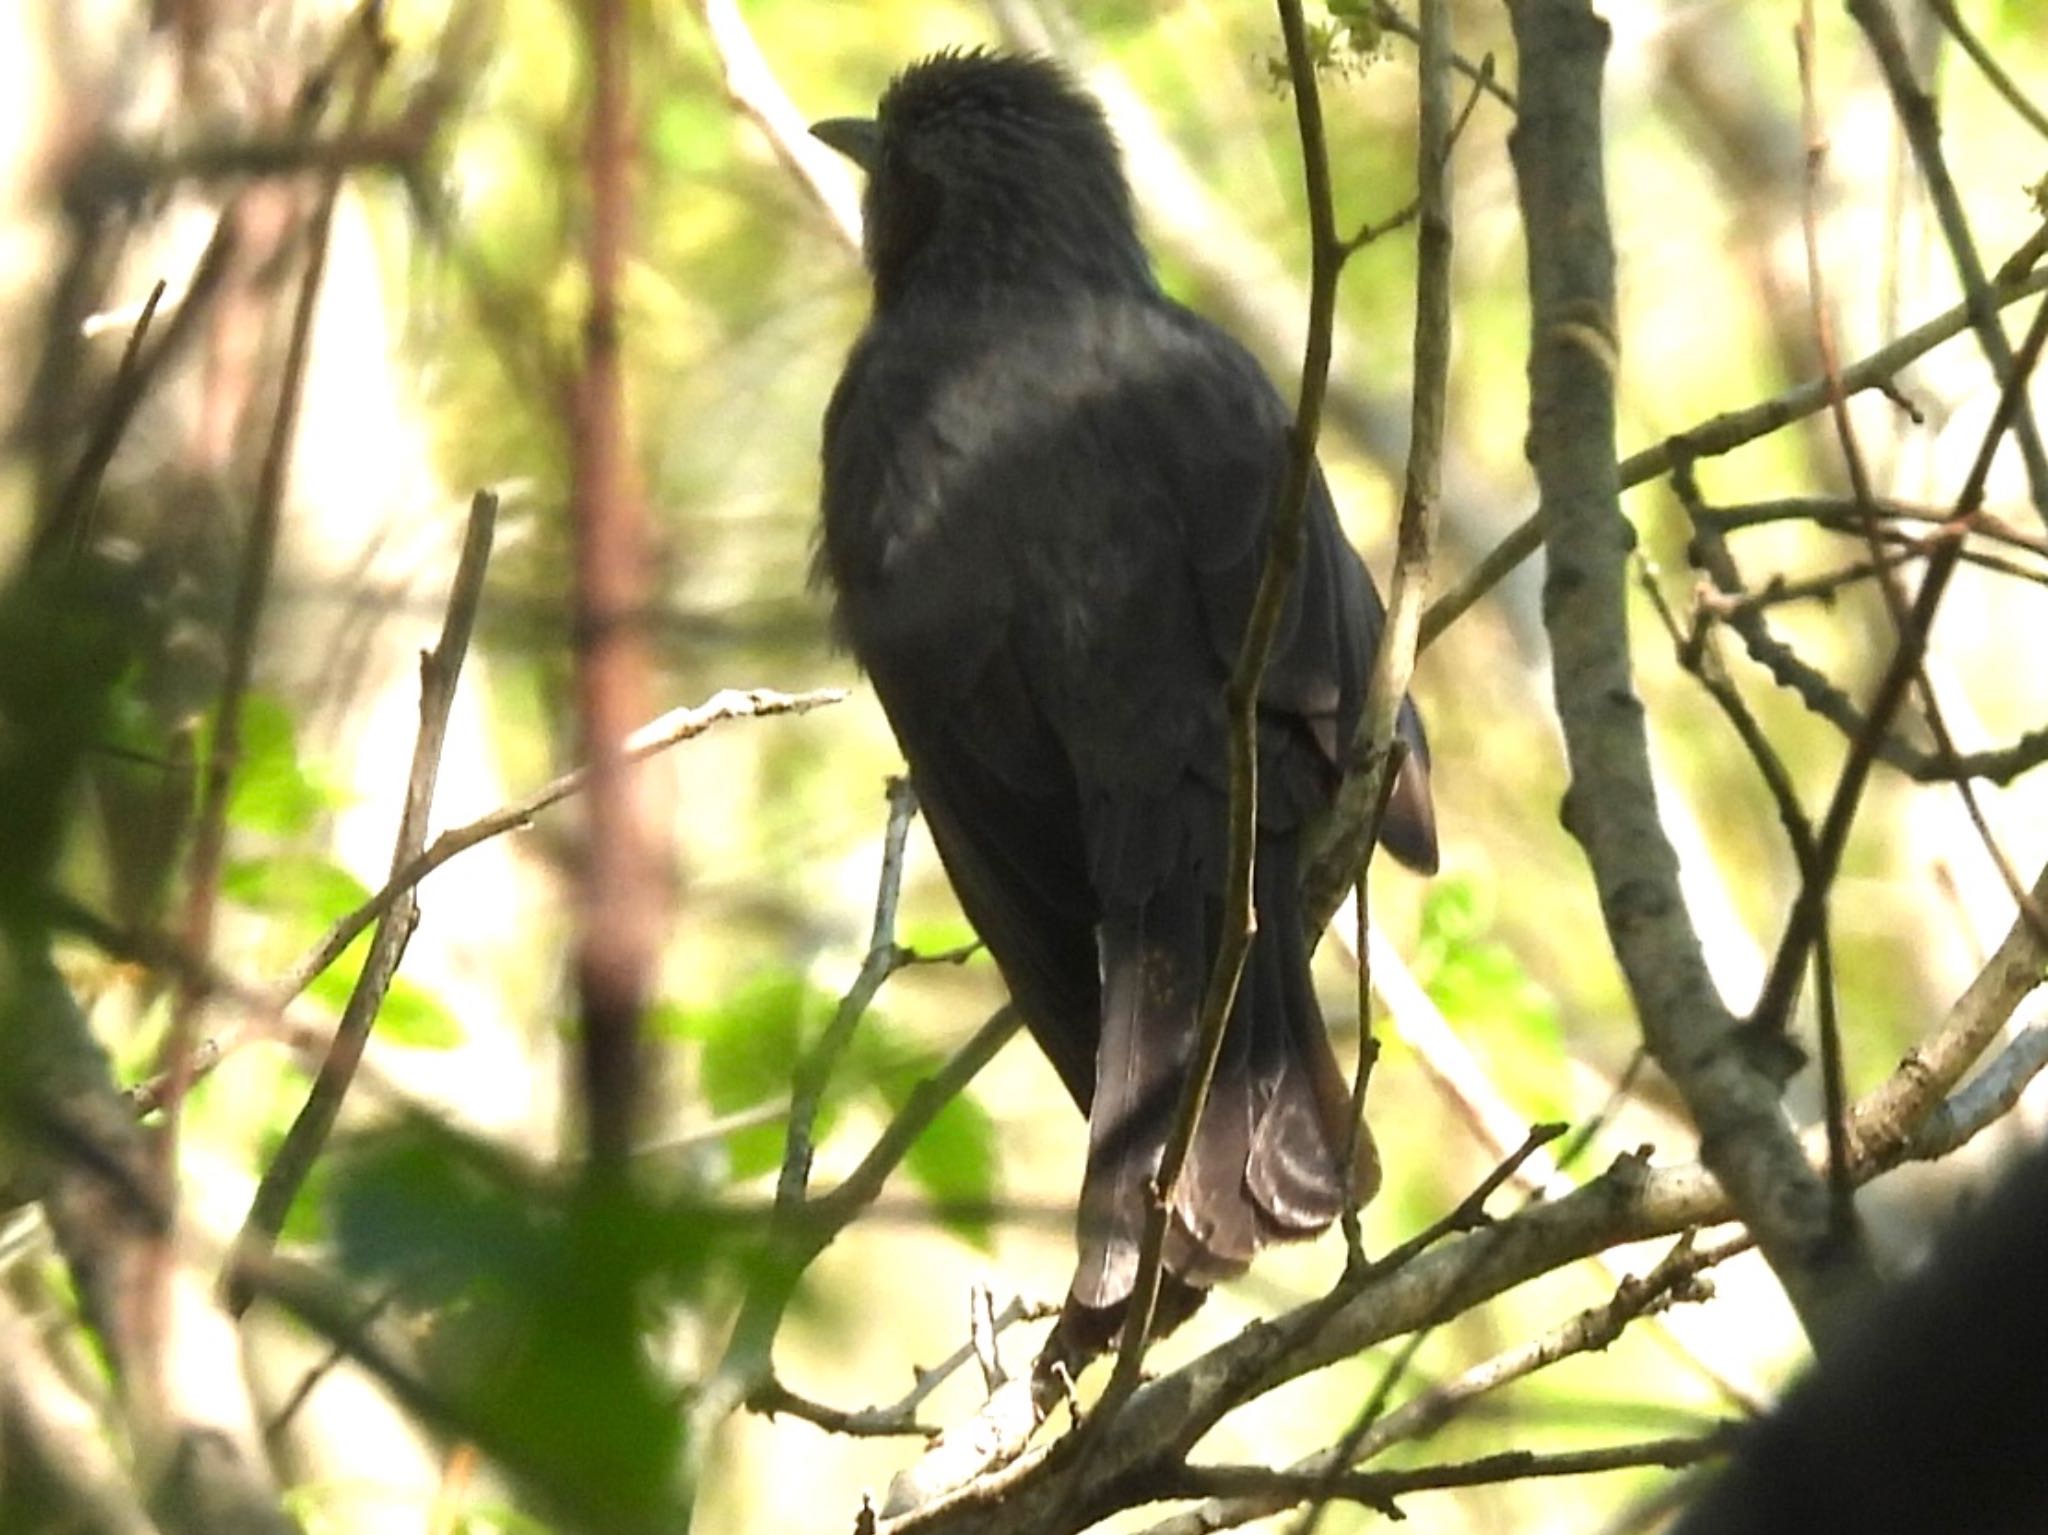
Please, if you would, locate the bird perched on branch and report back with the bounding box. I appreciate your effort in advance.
[812,49,1435,1361]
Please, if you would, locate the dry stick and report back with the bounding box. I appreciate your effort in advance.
[48,278,165,564]
[224,490,497,1315]
[752,1296,1062,1441]
[1512,0,1874,1350]
[1419,265,2048,649]
[1698,495,2048,557]
[155,16,388,1372]
[1923,0,2048,140]
[1095,0,1349,1422]
[1794,7,2047,991]
[1751,296,2048,1044]
[776,777,920,1214]
[1165,1428,1739,1512]
[276,686,844,1002]
[1791,1,1876,1248]
[1140,1232,1742,1535]
[1301,0,1454,940]
[1850,0,2048,525]
[693,0,862,248]
[695,780,925,1430]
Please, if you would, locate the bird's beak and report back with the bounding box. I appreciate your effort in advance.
[810,117,880,173]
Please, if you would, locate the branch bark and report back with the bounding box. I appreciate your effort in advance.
[1505,0,1873,1349]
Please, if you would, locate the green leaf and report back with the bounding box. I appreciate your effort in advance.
[323,1119,706,1529]
[304,936,465,1049]
[223,692,343,836]
[375,976,465,1049]
[1415,874,1571,1124]
[222,853,372,923]
[851,1024,1000,1251]
[673,970,837,1180]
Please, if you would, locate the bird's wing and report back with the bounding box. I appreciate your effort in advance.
[821,323,1107,1110]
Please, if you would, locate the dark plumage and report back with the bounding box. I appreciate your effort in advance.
[812,51,1436,1347]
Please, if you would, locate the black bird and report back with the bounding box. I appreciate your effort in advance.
[811,51,1436,1352]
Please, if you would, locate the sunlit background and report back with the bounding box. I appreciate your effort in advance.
[3,1,2045,1531]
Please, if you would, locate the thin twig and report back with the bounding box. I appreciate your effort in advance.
[750,1295,1059,1440]
[1095,0,1349,1417]
[1849,0,2048,524]
[695,998,1026,1440]
[1302,0,1455,937]
[1923,0,2048,142]
[1370,0,1517,110]
[225,490,497,1315]
[1144,1231,1739,1535]
[1419,266,2048,648]
[1166,1427,1739,1509]
[1751,296,2048,1039]
[275,686,846,1002]
[776,777,920,1213]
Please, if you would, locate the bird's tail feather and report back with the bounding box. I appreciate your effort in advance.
[1068,837,1365,1316]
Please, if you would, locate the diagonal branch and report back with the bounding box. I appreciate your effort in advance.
[224,490,497,1314]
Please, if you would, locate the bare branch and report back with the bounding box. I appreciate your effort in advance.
[1421,265,2048,648]
[275,686,845,1002]
[225,489,497,1314]
[1849,0,2048,522]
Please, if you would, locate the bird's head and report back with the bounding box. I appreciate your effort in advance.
[811,49,1153,305]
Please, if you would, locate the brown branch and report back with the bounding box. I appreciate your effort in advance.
[224,489,497,1314]
[1696,495,2048,559]
[1138,1232,1739,1535]
[751,1295,1060,1441]
[1684,510,2048,785]
[1163,1429,1738,1512]
[1923,0,2048,140]
[570,0,662,1173]
[876,967,2040,1535]
[1094,0,1353,1412]
[1301,0,1456,936]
